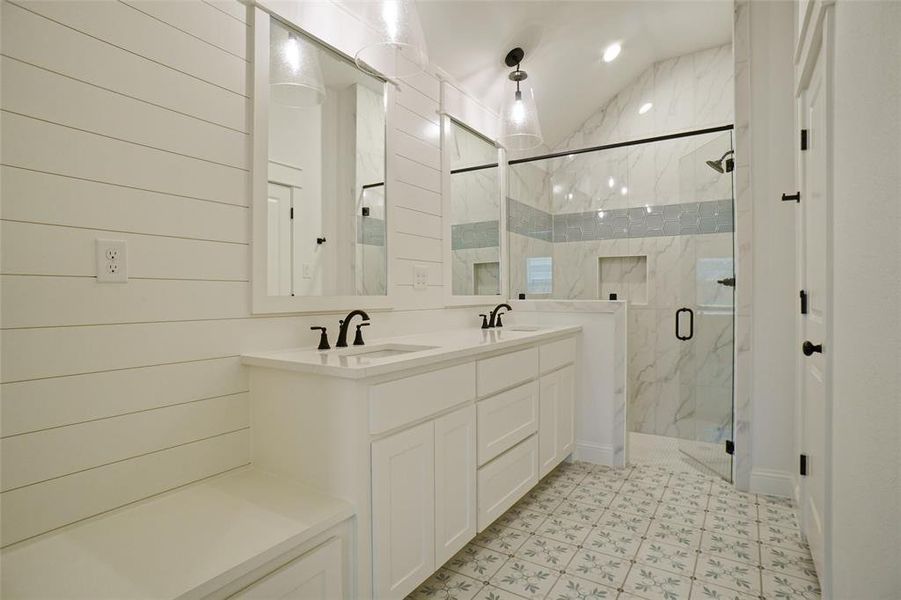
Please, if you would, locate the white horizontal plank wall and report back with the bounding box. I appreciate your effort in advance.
[0,0,492,546]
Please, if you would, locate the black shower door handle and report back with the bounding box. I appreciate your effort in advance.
[675,307,694,341]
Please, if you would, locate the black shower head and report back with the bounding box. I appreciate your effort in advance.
[706,150,735,173]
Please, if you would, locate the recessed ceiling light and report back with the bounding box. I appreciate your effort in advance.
[567,192,574,200]
[603,43,621,63]
[620,186,628,196]
[639,102,653,115]
[608,176,615,188]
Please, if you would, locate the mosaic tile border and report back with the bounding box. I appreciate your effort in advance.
[452,220,501,250]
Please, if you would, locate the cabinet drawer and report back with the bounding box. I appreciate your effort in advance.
[477,381,539,465]
[540,337,576,374]
[369,363,476,434]
[476,347,539,397]
[477,435,539,531]
[231,537,343,599]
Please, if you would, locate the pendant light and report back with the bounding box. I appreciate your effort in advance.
[270,19,326,107]
[499,47,543,152]
[354,0,429,79]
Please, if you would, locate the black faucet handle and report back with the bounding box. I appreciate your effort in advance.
[353,322,370,346]
[479,314,489,329]
[310,326,330,350]
[496,313,504,327]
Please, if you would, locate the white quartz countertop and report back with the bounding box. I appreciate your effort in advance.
[241,325,582,379]
[1,468,354,600]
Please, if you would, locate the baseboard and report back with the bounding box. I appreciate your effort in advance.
[574,441,613,466]
[750,468,795,498]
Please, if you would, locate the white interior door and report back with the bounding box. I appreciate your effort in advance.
[266,183,293,296]
[798,30,829,579]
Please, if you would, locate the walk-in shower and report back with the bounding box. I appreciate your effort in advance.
[506,126,736,480]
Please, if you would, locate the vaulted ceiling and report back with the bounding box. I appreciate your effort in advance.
[417,1,733,149]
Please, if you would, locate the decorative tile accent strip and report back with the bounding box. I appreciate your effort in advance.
[507,198,553,242]
[357,216,386,246]
[552,199,733,243]
[452,220,500,250]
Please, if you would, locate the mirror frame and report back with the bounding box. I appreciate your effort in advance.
[251,6,395,314]
[440,82,508,306]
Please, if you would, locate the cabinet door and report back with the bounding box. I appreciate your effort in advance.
[233,537,343,600]
[538,371,560,478]
[371,421,435,600]
[556,365,575,459]
[434,405,477,565]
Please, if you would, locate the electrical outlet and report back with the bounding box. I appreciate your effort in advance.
[302,263,312,279]
[96,239,127,283]
[413,264,428,290]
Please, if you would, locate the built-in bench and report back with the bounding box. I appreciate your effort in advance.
[1,468,354,599]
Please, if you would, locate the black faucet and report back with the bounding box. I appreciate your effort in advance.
[487,303,512,328]
[336,309,370,347]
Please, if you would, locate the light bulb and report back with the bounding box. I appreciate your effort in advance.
[639,102,653,115]
[511,99,526,125]
[608,176,615,188]
[620,186,628,195]
[603,43,622,63]
[282,35,301,73]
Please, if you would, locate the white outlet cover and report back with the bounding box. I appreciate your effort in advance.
[413,264,428,290]
[96,239,128,283]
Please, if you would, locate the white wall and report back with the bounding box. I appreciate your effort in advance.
[829,1,901,595]
[0,0,492,547]
[744,0,798,497]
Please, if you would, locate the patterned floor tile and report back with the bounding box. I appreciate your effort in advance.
[446,544,508,580]
[758,524,808,554]
[608,492,659,518]
[654,501,705,527]
[489,558,560,600]
[688,580,759,600]
[660,487,708,510]
[497,509,549,533]
[515,490,567,515]
[761,571,821,600]
[410,568,482,600]
[568,487,617,508]
[567,550,631,588]
[704,513,759,540]
[694,553,761,595]
[597,510,653,537]
[668,478,713,496]
[591,465,632,479]
[548,572,619,599]
[473,524,530,554]
[760,545,818,582]
[536,516,593,545]
[583,528,643,559]
[633,540,695,577]
[516,535,579,570]
[644,520,703,549]
[706,496,757,519]
[622,564,693,600]
[757,505,799,529]
[699,531,759,566]
[757,494,794,509]
[472,585,528,600]
[536,478,580,498]
[619,480,665,501]
[554,499,607,523]
[580,476,626,495]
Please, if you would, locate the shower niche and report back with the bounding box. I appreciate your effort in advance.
[598,255,647,303]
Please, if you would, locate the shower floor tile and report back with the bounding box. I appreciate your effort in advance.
[409,457,820,600]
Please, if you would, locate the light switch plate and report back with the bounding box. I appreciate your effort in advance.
[96,239,127,283]
[413,264,428,290]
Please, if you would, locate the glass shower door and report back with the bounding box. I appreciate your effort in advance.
[675,133,735,481]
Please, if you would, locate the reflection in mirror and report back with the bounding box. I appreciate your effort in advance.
[266,16,386,297]
[449,120,500,296]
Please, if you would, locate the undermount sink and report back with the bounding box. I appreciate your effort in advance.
[338,343,438,361]
[506,325,544,332]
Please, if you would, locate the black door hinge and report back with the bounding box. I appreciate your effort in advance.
[800,290,808,315]
[801,129,808,151]
[782,192,801,203]
[289,207,294,219]
[725,440,735,455]
[800,454,808,476]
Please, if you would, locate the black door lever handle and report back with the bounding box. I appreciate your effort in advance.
[802,341,823,356]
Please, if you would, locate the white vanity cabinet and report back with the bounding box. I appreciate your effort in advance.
[538,365,576,478]
[243,327,580,600]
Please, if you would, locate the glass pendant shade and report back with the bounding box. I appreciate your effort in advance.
[354,0,429,79]
[270,20,326,107]
[499,83,543,152]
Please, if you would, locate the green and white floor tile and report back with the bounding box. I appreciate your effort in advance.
[407,449,821,600]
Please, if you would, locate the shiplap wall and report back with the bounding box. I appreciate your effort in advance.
[0,0,470,547]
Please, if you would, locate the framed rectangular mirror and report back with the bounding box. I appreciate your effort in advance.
[442,116,506,303]
[252,8,392,313]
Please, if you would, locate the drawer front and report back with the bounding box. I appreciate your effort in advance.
[477,381,539,466]
[477,435,539,531]
[540,337,576,374]
[476,346,539,397]
[231,536,343,599]
[369,363,476,434]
